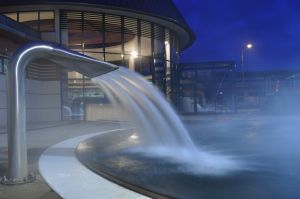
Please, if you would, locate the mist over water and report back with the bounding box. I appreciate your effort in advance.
[93,67,244,175]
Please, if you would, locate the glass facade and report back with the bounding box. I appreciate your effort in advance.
[3,9,180,120]
[0,55,8,74]
[4,11,55,32]
[178,63,236,114]
[59,10,180,120]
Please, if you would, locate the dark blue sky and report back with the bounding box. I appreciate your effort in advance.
[173,0,300,71]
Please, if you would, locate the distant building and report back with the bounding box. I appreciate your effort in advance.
[178,62,300,114]
[178,61,236,114]
[235,70,300,111]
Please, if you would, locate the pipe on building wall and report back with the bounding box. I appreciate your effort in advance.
[4,42,118,184]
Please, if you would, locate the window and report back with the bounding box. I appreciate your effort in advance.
[4,12,17,21]
[39,11,55,32]
[3,11,55,32]
[19,11,39,30]
[0,58,3,73]
[0,56,8,74]
[141,21,152,57]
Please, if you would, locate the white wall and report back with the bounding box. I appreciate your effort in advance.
[0,74,61,126]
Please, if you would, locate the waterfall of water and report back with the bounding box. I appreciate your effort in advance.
[93,67,195,148]
[92,67,245,175]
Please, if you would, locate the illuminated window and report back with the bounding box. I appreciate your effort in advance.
[40,11,55,32]
[3,11,55,32]
[4,12,17,21]
[19,11,39,30]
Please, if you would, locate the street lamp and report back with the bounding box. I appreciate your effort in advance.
[241,43,253,82]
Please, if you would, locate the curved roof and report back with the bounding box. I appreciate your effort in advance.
[0,0,195,49]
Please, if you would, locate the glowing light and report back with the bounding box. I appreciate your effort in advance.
[246,43,253,49]
[130,134,138,140]
[16,45,53,69]
[121,54,124,58]
[131,50,138,58]
[165,41,169,45]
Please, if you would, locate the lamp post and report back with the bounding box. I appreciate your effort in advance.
[241,43,253,82]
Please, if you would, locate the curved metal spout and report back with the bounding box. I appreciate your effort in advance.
[5,42,118,184]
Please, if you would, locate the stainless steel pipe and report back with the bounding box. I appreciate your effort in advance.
[5,42,118,184]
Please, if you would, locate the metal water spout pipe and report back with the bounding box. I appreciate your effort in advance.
[4,42,118,184]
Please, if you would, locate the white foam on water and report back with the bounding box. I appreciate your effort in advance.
[127,145,246,176]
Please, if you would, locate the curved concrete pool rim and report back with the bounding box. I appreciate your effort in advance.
[38,129,149,199]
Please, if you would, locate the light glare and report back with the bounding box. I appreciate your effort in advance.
[131,50,138,58]
[246,43,253,49]
[130,134,138,140]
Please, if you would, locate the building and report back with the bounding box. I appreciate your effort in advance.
[177,61,300,114]
[235,70,300,112]
[178,61,236,114]
[0,0,195,125]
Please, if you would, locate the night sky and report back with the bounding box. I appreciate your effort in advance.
[173,0,300,71]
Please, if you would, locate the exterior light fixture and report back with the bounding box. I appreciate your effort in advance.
[241,42,253,82]
[165,41,169,45]
[246,43,253,49]
[131,50,138,58]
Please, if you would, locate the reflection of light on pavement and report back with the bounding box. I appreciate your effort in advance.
[130,134,138,140]
[79,143,93,150]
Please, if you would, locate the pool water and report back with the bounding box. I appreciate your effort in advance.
[76,116,300,199]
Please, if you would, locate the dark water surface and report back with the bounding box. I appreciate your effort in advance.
[76,116,300,199]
